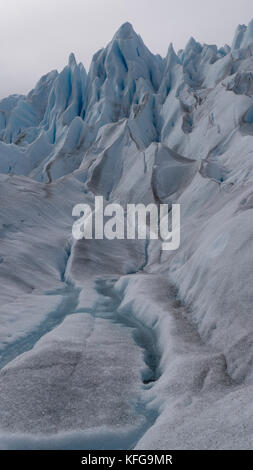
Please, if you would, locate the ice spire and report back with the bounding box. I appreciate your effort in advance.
[232,19,253,50]
[68,52,77,67]
[113,22,136,40]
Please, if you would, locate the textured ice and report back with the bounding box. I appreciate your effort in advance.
[0,19,253,450]
[0,313,145,435]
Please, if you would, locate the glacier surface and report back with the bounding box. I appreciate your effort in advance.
[0,20,253,449]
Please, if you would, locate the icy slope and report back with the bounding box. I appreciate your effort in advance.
[0,20,253,449]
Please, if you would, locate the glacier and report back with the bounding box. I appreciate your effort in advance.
[0,19,253,449]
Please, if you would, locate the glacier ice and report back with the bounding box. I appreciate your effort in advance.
[0,19,253,450]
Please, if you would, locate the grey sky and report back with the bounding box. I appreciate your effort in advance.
[0,0,252,98]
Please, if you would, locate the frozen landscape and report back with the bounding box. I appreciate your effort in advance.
[0,19,253,449]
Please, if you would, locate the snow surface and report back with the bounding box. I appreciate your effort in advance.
[0,19,253,449]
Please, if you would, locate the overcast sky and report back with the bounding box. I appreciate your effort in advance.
[0,0,252,98]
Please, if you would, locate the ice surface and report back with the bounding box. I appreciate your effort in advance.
[0,20,253,450]
[0,313,144,435]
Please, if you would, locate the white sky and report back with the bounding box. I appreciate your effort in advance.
[0,0,252,98]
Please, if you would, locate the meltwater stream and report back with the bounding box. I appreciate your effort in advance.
[95,278,161,387]
[0,275,162,450]
[0,283,80,370]
[0,235,163,449]
[0,241,80,370]
[61,276,162,450]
